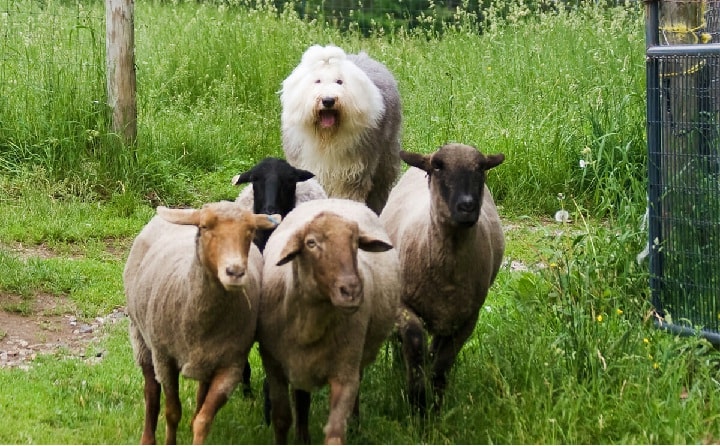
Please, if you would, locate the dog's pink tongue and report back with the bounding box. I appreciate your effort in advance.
[320,111,336,128]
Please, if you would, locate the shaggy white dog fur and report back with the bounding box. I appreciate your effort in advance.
[280,44,402,214]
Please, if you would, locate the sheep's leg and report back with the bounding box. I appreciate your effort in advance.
[347,372,362,434]
[241,363,253,397]
[263,359,292,444]
[428,317,476,411]
[323,376,360,445]
[158,364,182,445]
[352,371,362,419]
[191,367,242,444]
[262,378,272,426]
[140,361,161,445]
[398,307,429,413]
[293,389,312,444]
[191,382,209,428]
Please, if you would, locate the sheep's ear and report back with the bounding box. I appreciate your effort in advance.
[358,231,393,253]
[294,168,315,182]
[255,214,282,230]
[277,233,302,266]
[232,171,255,186]
[482,153,505,170]
[156,207,201,226]
[399,150,431,172]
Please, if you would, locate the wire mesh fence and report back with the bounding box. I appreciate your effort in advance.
[0,0,106,161]
[647,0,720,344]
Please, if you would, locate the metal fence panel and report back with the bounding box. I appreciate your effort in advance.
[647,0,720,344]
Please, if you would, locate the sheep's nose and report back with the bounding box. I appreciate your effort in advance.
[225,265,246,279]
[339,279,362,300]
[321,97,336,108]
[456,196,478,213]
[340,284,357,299]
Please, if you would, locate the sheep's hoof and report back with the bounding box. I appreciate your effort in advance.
[325,436,343,445]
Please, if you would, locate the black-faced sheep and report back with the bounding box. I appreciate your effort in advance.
[124,202,280,444]
[280,44,402,215]
[233,157,327,252]
[379,143,505,413]
[257,198,401,444]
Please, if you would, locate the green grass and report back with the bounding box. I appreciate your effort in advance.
[1,0,719,444]
[1,0,647,214]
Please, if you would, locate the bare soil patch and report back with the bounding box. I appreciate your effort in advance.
[0,240,130,369]
[0,293,126,370]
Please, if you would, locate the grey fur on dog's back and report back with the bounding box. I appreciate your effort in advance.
[347,51,403,213]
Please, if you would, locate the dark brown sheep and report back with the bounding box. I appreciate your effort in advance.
[379,143,505,413]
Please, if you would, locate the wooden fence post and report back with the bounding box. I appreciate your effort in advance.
[106,0,137,144]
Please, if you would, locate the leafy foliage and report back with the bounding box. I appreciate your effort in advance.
[1,0,719,444]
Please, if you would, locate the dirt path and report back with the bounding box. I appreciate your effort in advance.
[0,240,130,369]
[0,293,127,369]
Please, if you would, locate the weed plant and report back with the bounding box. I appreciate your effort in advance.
[1,0,719,444]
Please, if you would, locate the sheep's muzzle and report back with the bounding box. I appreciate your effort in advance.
[218,262,247,291]
[329,275,363,313]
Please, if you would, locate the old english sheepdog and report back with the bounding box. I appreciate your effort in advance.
[280,44,402,214]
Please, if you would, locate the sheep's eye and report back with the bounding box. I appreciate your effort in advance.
[306,238,317,249]
[336,79,343,85]
[314,79,321,84]
[432,159,444,171]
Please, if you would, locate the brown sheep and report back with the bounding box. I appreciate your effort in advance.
[379,143,505,413]
[257,198,401,444]
[124,202,280,444]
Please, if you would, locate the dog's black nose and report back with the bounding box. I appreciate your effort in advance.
[322,97,336,108]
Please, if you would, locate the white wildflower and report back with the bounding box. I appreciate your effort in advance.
[554,210,571,223]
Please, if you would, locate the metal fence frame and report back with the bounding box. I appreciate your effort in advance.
[646,0,720,345]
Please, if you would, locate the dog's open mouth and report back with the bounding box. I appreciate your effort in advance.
[318,109,338,128]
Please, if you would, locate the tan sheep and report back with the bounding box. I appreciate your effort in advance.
[257,198,401,444]
[124,202,280,444]
[379,143,505,413]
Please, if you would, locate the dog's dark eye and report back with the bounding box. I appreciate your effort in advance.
[336,79,343,85]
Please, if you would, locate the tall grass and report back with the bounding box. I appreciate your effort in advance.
[1,0,647,215]
[2,0,719,444]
